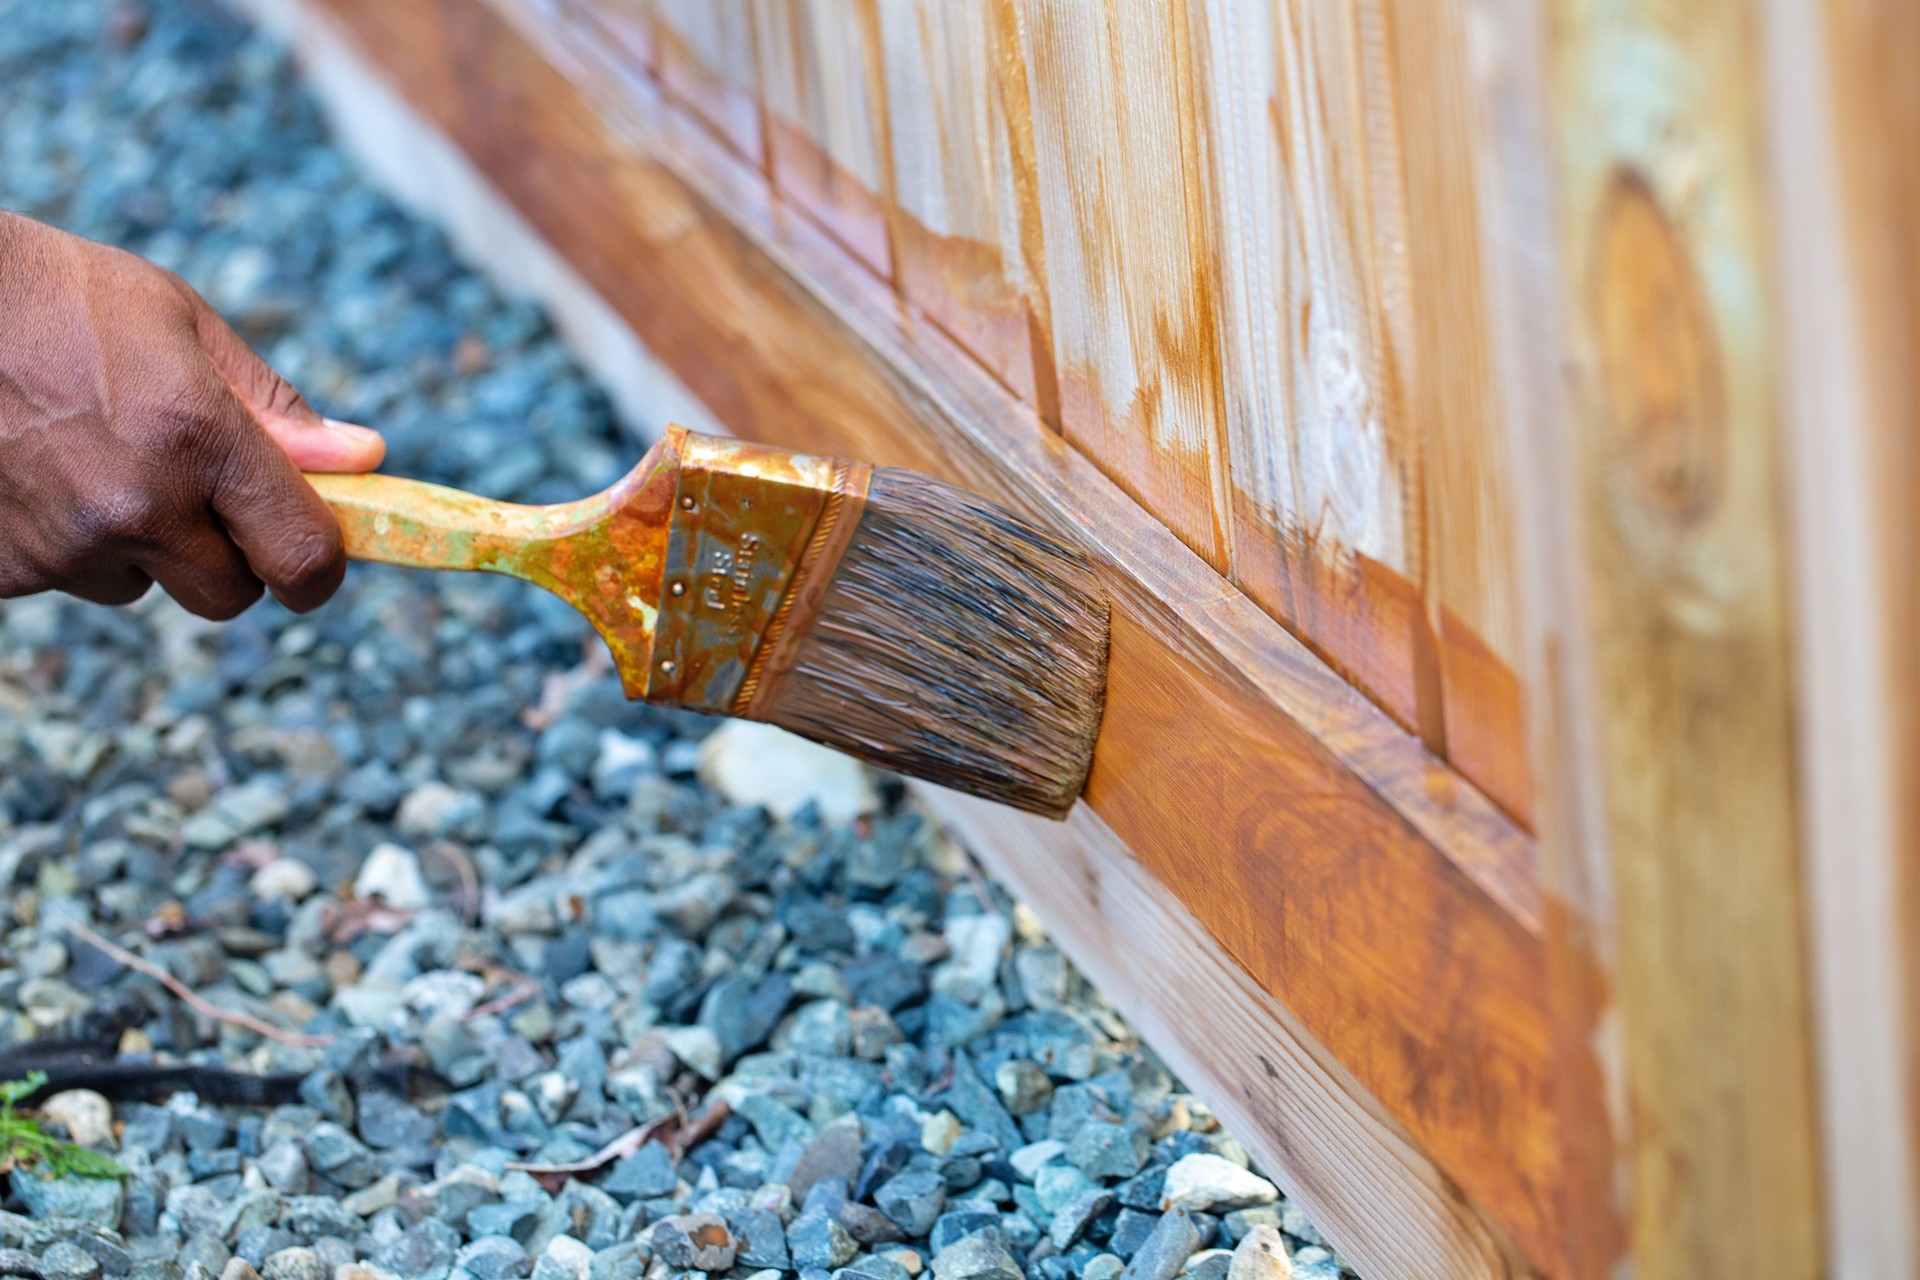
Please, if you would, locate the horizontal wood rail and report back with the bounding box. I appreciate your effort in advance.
[245,0,1559,1272]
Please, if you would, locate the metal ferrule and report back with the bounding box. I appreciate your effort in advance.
[643,427,872,718]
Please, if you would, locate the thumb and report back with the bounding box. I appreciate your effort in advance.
[184,282,385,473]
[265,413,388,474]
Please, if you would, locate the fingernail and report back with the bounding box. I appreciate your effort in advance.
[322,417,381,439]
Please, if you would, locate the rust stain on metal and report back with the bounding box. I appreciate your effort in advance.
[647,427,874,714]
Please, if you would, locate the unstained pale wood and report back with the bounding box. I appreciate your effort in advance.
[873,0,1055,419]
[1189,0,1425,742]
[753,0,895,279]
[1531,0,1826,1272]
[1009,0,1235,576]
[652,0,762,163]
[1381,0,1531,822]
[568,0,653,76]
[1765,0,1920,1273]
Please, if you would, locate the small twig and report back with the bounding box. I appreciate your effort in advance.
[670,1098,730,1160]
[522,642,610,731]
[507,1111,678,1183]
[321,898,418,945]
[63,922,331,1049]
[460,959,541,1023]
[425,840,481,926]
[920,1052,957,1101]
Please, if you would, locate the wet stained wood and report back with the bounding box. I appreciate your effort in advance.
[873,0,1056,420]
[1535,0,1825,1272]
[291,0,1565,1270]
[1190,0,1424,741]
[652,0,762,163]
[753,0,895,280]
[1007,0,1235,575]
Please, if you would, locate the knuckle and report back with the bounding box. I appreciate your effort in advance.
[71,489,174,548]
[272,526,344,606]
[146,384,231,462]
[262,372,311,420]
[190,577,263,622]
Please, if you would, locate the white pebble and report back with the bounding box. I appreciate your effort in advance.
[533,1235,594,1280]
[353,843,432,911]
[403,970,488,1021]
[1228,1226,1293,1280]
[250,858,317,902]
[921,1110,962,1155]
[593,729,656,790]
[1160,1153,1280,1212]
[697,720,876,823]
[664,1025,724,1081]
[1009,1140,1067,1181]
[935,912,1011,1000]
[39,1089,114,1149]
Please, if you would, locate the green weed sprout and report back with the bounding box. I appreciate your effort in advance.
[0,1074,127,1180]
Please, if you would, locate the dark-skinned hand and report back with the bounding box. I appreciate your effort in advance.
[0,211,384,619]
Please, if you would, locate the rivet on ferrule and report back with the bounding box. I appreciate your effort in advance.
[644,427,871,717]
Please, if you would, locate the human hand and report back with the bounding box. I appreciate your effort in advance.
[0,212,384,618]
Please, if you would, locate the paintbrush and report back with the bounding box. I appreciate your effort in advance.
[307,425,1108,817]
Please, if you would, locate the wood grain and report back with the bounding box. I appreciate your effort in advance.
[874,1,1054,418]
[1008,0,1235,576]
[652,0,763,164]
[1765,0,1920,1273]
[1536,0,1826,1271]
[1380,0,1531,824]
[286,1,1564,1268]
[1189,0,1425,743]
[928,792,1542,1280]
[753,0,895,279]
[566,0,654,76]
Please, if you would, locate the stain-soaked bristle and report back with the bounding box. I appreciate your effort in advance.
[756,469,1109,817]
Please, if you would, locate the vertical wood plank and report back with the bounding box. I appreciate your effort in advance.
[1189,0,1426,739]
[654,0,762,164]
[1384,0,1531,822]
[570,0,654,75]
[754,0,895,280]
[1526,0,1827,1272]
[1765,0,1920,1272]
[874,1,1056,419]
[1012,0,1233,574]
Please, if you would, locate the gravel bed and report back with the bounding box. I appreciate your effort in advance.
[0,3,1356,1278]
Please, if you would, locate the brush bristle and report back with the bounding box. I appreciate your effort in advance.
[756,469,1109,816]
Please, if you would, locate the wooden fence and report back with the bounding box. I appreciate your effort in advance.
[234,0,1920,1274]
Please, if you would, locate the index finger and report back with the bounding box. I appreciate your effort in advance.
[203,383,350,613]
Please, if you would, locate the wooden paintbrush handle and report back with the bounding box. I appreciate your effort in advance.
[306,471,584,575]
[305,429,868,716]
